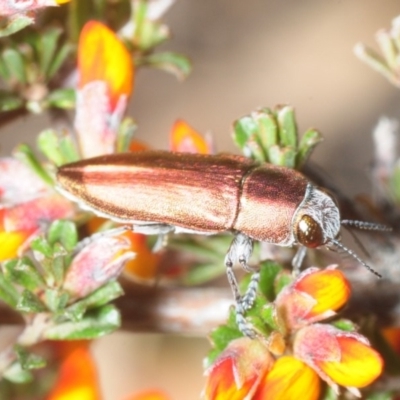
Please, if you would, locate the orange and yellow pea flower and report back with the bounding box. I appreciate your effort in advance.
[78,21,134,111]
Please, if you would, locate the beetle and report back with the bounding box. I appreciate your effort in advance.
[56,150,388,335]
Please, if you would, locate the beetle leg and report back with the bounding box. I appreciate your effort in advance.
[292,246,307,274]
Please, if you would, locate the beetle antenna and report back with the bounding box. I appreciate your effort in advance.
[341,220,392,232]
[329,238,382,278]
[341,225,371,259]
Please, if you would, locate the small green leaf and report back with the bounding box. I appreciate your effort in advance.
[0,272,19,308]
[253,108,278,156]
[30,237,53,259]
[48,43,74,80]
[65,281,124,321]
[142,52,192,81]
[46,88,76,109]
[116,117,137,153]
[39,27,63,79]
[60,134,80,163]
[0,15,33,38]
[267,145,296,168]
[3,257,45,291]
[37,129,65,166]
[274,270,293,295]
[13,144,53,186]
[15,345,46,370]
[3,361,32,383]
[208,324,242,354]
[44,305,121,340]
[276,105,298,148]
[331,319,356,332]
[296,128,323,168]
[17,290,47,313]
[183,262,225,285]
[0,90,24,111]
[260,303,279,330]
[48,220,78,252]
[2,48,26,84]
[232,115,258,150]
[258,260,282,301]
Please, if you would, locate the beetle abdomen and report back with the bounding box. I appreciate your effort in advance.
[57,151,257,233]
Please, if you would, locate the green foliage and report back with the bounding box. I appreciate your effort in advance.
[232,105,323,168]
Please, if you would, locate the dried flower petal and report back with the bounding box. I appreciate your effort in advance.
[64,235,134,299]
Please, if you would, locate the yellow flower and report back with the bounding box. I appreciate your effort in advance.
[78,21,134,110]
[275,266,351,331]
[203,337,274,400]
[253,356,321,400]
[294,324,383,394]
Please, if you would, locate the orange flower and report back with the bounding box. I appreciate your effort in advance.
[170,120,213,154]
[294,324,383,394]
[123,390,171,400]
[78,21,133,110]
[203,337,274,400]
[46,341,101,400]
[275,266,351,331]
[382,327,400,354]
[253,356,321,400]
[0,158,74,261]
[76,21,134,158]
[122,231,162,282]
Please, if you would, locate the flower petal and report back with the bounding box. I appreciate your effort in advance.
[0,230,32,261]
[123,390,171,400]
[253,356,320,400]
[293,267,351,316]
[64,235,135,299]
[275,267,351,330]
[46,342,101,400]
[294,324,383,389]
[203,337,273,400]
[170,119,213,154]
[122,232,162,282]
[78,21,134,110]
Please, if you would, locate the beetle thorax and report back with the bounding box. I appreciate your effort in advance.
[292,184,341,247]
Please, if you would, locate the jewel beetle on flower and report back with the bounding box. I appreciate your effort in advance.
[56,150,389,335]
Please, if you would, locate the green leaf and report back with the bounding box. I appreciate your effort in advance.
[13,144,53,186]
[274,270,293,295]
[0,272,19,308]
[17,290,47,313]
[296,128,323,168]
[15,345,46,370]
[0,15,33,38]
[44,305,121,340]
[60,134,80,163]
[332,319,356,332]
[3,361,32,383]
[30,237,53,259]
[2,48,26,84]
[64,281,124,321]
[0,91,24,111]
[258,260,282,301]
[253,108,278,156]
[232,115,258,150]
[39,27,63,79]
[208,324,242,354]
[260,303,279,330]
[48,220,78,252]
[267,145,296,168]
[142,52,192,81]
[276,105,298,148]
[46,88,76,109]
[48,43,74,80]
[37,129,65,166]
[3,257,45,291]
[183,262,225,285]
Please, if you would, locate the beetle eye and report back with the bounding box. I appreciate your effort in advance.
[295,215,324,248]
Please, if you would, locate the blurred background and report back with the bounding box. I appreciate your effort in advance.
[2,0,400,398]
